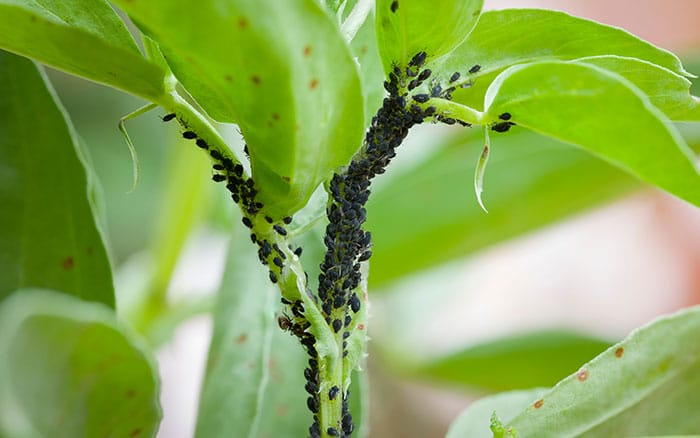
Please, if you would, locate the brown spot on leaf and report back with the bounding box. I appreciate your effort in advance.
[62,257,74,270]
[357,324,365,330]
[125,389,137,398]
[130,428,142,437]
[282,176,291,183]
[238,17,248,29]
[224,74,233,82]
[576,369,589,382]
[86,246,93,255]
[276,404,289,416]
[615,347,624,358]
[303,46,312,57]
[236,333,247,344]
[534,399,544,409]
[309,79,319,90]
[251,75,261,85]
[272,113,280,120]
[361,46,368,55]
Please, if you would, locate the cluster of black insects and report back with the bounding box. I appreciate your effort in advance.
[164,47,515,436]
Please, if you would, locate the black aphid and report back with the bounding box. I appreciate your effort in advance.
[196,139,208,149]
[417,68,432,82]
[307,396,319,413]
[349,294,361,312]
[273,257,284,268]
[390,0,398,13]
[409,51,427,68]
[162,113,176,122]
[210,150,223,160]
[469,64,481,74]
[499,112,512,121]
[277,314,292,330]
[332,319,343,333]
[212,174,226,182]
[273,224,287,236]
[250,233,257,244]
[491,121,515,132]
[182,131,197,139]
[327,427,339,437]
[283,216,293,224]
[329,386,340,400]
[242,217,253,228]
[213,164,224,170]
[413,94,430,103]
[265,216,273,224]
[294,247,303,257]
[449,72,461,83]
[269,270,277,283]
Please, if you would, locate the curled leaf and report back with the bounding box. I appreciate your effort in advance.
[474,127,490,213]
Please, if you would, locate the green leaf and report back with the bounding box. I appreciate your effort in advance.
[0,51,114,306]
[196,221,309,437]
[440,8,693,111]
[503,305,700,436]
[0,289,161,438]
[375,0,483,74]
[351,9,386,126]
[366,130,638,288]
[114,0,365,217]
[413,331,611,391]
[574,56,700,121]
[446,389,546,438]
[484,61,700,207]
[0,0,166,101]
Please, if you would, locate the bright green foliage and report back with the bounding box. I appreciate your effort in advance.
[505,306,700,436]
[438,9,692,110]
[113,0,365,218]
[375,0,482,74]
[449,308,700,436]
[0,289,161,438]
[0,51,114,306]
[484,61,700,207]
[366,131,638,287]
[195,224,309,437]
[575,56,700,121]
[0,0,165,101]
[414,330,611,391]
[351,10,385,125]
[446,389,547,438]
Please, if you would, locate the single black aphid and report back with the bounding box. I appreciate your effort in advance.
[242,217,253,228]
[307,396,319,413]
[196,139,208,149]
[390,0,398,13]
[417,68,432,82]
[469,64,481,74]
[250,233,257,244]
[409,51,427,68]
[213,164,224,170]
[269,270,278,283]
[449,72,461,83]
[499,112,512,121]
[332,319,343,333]
[431,85,442,98]
[406,67,417,77]
[283,216,293,224]
[273,224,287,236]
[349,294,361,312]
[327,427,339,437]
[329,386,340,400]
[344,315,352,326]
[182,131,197,139]
[343,331,350,339]
[492,121,515,132]
[210,149,223,160]
[212,174,226,182]
[265,216,274,224]
[294,247,303,257]
[273,257,284,268]
[413,94,430,103]
[162,113,176,122]
[358,250,372,262]
[441,117,456,125]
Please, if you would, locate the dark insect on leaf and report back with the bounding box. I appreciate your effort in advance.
[196,138,208,149]
[212,174,226,182]
[390,0,398,13]
[449,72,460,83]
[491,121,515,132]
[162,113,176,122]
[409,51,427,68]
[412,94,430,103]
[469,64,481,74]
[182,130,197,139]
[499,112,512,121]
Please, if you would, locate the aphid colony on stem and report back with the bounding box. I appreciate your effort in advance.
[162,44,515,436]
